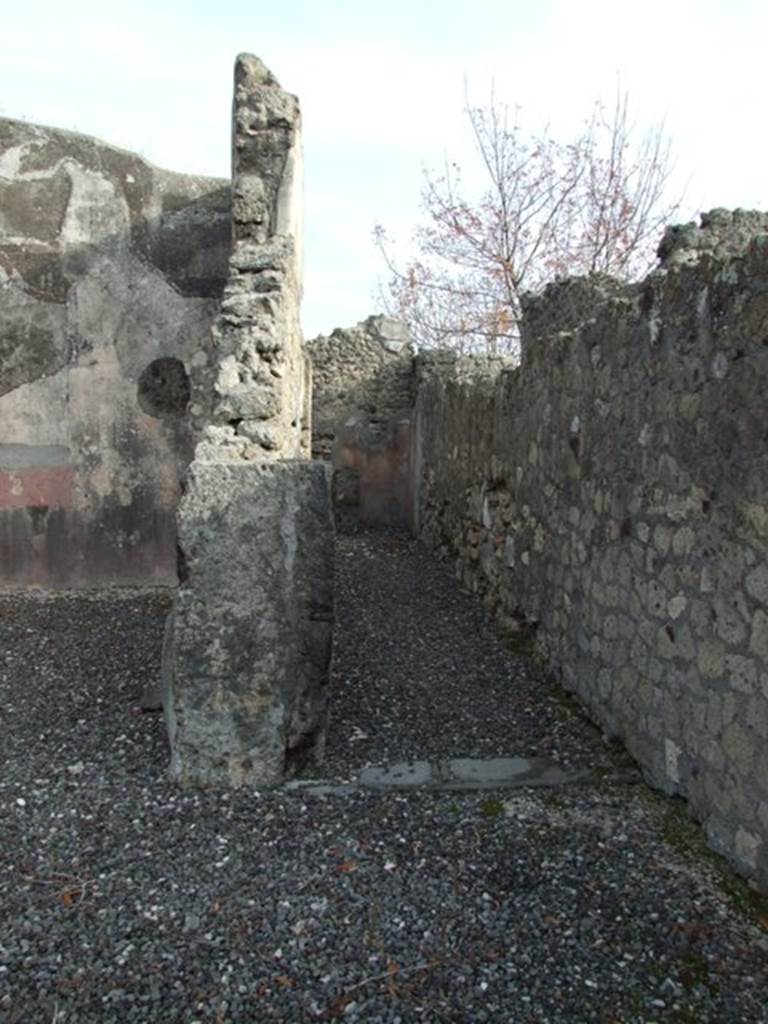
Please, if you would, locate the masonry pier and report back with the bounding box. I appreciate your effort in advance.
[161,55,334,787]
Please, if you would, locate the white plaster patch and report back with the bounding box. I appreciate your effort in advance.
[667,595,687,620]
[664,738,682,784]
[482,496,492,530]
[0,143,26,180]
[711,351,729,380]
[216,356,241,393]
[570,415,580,435]
[0,148,75,183]
[276,131,303,288]
[504,535,516,568]
[648,312,661,345]
[696,285,709,321]
[61,163,130,247]
[0,366,71,444]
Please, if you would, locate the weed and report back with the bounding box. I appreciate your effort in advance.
[653,793,768,925]
[480,797,505,818]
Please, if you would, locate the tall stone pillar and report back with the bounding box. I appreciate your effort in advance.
[162,55,334,787]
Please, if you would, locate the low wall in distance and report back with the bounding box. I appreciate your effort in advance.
[308,315,415,527]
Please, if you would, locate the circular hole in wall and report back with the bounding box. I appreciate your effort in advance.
[137,357,190,418]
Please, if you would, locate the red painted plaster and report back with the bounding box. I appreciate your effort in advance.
[0,466,74,509]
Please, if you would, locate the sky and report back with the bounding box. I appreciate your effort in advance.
[2,0,767,338]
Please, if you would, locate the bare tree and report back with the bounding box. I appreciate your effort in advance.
[375,90,682,356]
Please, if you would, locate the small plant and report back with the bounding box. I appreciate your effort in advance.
[653,792,768,927]
[481,796,505,818]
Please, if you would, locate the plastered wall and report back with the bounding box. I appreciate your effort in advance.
[0,118,230,585]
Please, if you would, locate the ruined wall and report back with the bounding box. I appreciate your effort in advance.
[414,210,768,888]
[308,315,415,525]
[193,55,309,465]
[0,118,230,586]
[163,55,334,788]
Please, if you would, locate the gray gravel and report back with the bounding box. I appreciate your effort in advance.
[1,522,767,1023]
[321,523,632,781]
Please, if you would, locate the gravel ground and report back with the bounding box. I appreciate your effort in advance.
[1,522,767,1023]
[321,523,631,781]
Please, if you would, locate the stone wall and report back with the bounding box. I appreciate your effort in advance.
[0,117,229,586]
[194,55,310,464]
[308,315,415,526]
[413,210,768,889]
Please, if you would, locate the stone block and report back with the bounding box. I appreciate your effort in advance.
[715,595,748,646]
[697,638,725,679]
[746,563,768,605]
[163,459,334,787]
[734,827,761,872]
[750,609,768,660]
[724,653,758,694]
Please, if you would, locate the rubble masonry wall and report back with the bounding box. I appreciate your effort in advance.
[413,211,768,889]
[308,315,415,526]
[163,55,334,788]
